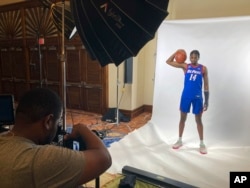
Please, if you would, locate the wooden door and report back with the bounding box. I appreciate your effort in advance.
[0,1,108,115]
[0,46,28,101]
[65,48,108,114]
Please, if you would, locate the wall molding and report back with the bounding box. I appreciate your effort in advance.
[120,105,152,119]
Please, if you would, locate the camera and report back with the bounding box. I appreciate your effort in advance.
[52,125,105,151]
[52,126,105,188]
[52,126,85,151]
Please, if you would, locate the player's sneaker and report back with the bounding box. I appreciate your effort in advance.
[172,140,183,149]
[200,144,207,154]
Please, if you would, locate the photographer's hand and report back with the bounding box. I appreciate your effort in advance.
[64,124,112,184]
[63,123,83,140]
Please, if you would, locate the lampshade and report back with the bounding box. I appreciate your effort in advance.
[39,0,77,40]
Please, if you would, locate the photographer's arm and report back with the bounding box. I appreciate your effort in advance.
[64,124,112,184]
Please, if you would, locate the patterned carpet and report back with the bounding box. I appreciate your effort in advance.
[66,109,152,147]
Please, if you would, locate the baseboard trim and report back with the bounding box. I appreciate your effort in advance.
[120,105,152,119]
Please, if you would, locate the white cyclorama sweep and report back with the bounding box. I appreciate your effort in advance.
[107,16,250,188]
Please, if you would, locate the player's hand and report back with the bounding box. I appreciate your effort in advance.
[203,103,208,111]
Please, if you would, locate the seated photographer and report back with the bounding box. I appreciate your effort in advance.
[0,88,112,188]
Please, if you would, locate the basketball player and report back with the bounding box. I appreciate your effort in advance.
[166,50,209,154]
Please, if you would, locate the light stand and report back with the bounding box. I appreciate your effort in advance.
[60,0,67,131]
[59,1,100,187]
[115,66,120,126]
[107,64,132,132]
[37,1,100,187]
[38,0,77,140]
[44,0,77,131]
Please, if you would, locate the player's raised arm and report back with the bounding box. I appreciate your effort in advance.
[166,49,187,70]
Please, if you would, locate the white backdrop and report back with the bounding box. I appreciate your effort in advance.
[153,16,250,147]
[107,16,250,188]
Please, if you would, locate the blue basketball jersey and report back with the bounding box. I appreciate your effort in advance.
[182,64,204,99]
